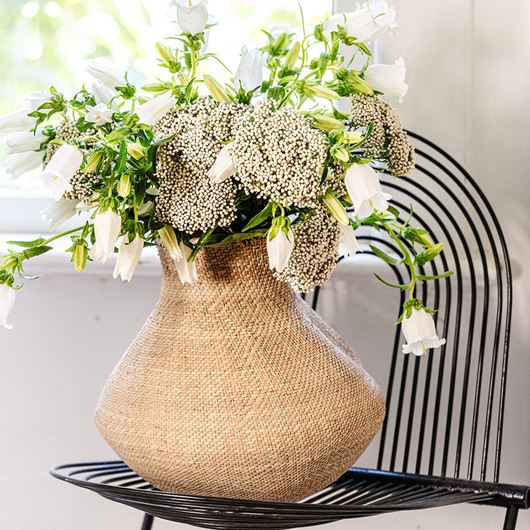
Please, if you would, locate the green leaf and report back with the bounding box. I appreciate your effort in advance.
[115,139,128,173]
[369,245,402,267]
[7,237,46,248]
[242,203,273,232]
[208,229,268,248]
[374,273,410,291]
[417,270,454,282]
[21,246,53,260]
[416,243,444,266]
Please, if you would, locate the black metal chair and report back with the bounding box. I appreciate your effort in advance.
[51,133,529,529]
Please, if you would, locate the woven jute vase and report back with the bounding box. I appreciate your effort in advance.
[95,239,386,502]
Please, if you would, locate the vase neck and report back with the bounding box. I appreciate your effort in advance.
[159,239,293,299]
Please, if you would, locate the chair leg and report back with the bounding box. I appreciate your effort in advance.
[503,507,519,530]
[141,514,154,530]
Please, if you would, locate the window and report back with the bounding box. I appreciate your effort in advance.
[0,0,333,232]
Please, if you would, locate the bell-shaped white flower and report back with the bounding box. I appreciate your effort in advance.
[41,144,83,200]
[86,60,126,89]
[0,109,36,134]
[0,284,16,330]
[402,307,446,356]
[24,90,52,112]
[113,234,144,282]
[234,46,267,93]
[41,198,79,230]
[92,82,116,106]
[364,57,408,102]
[345,163,392,219]
[367,0,397,29]
[323,7,392,42]
[4,129,46,155]
[85,104,114,126]
[208,145,235,184]
[171,0,209,36]
[92,209,122,264]
[174,242,198,285]
[267,224,294,273]
[339,224,361,257]
[4,151,42,179]
[136,91,177,126]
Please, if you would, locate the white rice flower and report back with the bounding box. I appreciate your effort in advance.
[174,242,198,285]
[40,144,84,200]
[92,209,122,264]
[4,151,42,179]
[4,129,46,155]
[364,57,408,102]
[136,91,177,126]
[113,235,144,282]
[85,104,114,126]
[234,46,267,93]
[41,198,79,230]
[344,163,392,219]
[0,283,16,330]
[339,224,361,257]
[402,307,446,356]
[208,145,235,184]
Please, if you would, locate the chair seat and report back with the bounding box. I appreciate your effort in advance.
[50,461,528,530]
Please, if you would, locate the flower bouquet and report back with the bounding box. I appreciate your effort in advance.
[0,1,450,501]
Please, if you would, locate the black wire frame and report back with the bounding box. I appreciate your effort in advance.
[307,132,513,484]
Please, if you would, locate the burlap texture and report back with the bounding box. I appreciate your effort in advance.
[95,238,385,502]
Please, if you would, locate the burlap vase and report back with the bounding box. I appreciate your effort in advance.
[95,239,386,502]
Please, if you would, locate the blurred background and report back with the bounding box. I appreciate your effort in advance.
[0,0,529,529]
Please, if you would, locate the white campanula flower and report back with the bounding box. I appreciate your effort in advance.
[159,225,183,261]
[364,57,408,102]
[345,163,392,219]
[85,103,114,126]
[4,151,42,179]
[323,7,392,42]
[208,145,235,184]
[136,91,177,126]
[0,283,16,330]
[402,307,446,356]
[367,0,397,29]
[41,144,83,200]
[24,90,52,112]
[41,198,79,230]
[339,224,361,257]
[0,109,36,134]
[174,242,198,285]
[92,209,122,264]
[267,226,294,273]
[92,82,116,107]
[234,46,267,93]
[4,129,46,155]
[171,0,209,36]
[86,59,126,89]
[113,234,144,282]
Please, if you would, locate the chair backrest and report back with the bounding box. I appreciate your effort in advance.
[309,132,513,484]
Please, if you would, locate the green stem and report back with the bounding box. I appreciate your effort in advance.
[43,226,86,246]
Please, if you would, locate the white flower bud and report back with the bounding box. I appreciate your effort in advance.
[402,307,446,356]
[113,235,144,282]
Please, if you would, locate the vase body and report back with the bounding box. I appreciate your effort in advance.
[95,239,385,502]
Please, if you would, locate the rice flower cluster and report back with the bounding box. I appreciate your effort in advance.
[154,98,244,234]
[348,94,415,177]
[274,206,340,293]
[47,123,98,202]
[231,101,328,208]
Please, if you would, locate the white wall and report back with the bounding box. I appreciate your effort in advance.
[1,0,529,529]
